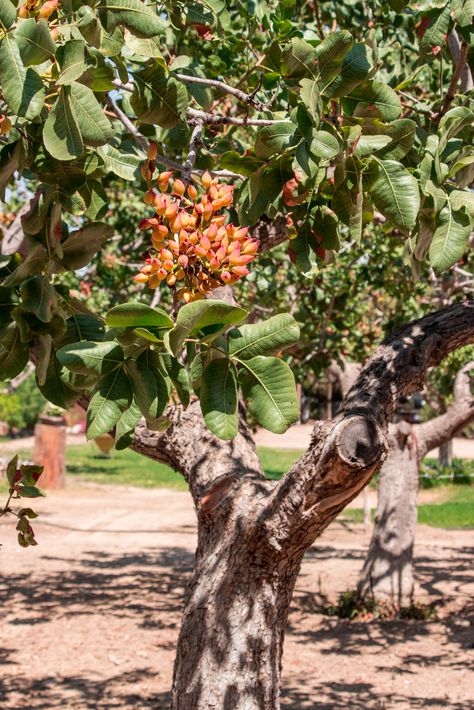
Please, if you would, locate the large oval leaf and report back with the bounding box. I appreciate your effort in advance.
[43,88,84,161]
[57,340,124,377]
[369,159,420,231]
[68,82,114,146]
[0,34,45,119]
[0,324,30,379]
[106,302,173,329]
[228,314,300,360]
[127,351,169,422]
[87,368,132,439]
[200,358,238,440]
[429,203,471,272]
[16,18,57,66]
[239,356,299,434]
[166,300,247,355]
[98,0,166,38]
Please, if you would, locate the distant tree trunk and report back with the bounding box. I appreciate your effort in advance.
[358,423,419,605]
[358,361,474,608]
[438,439,453,468]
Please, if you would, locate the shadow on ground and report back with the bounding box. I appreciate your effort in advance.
[1,544,472,708]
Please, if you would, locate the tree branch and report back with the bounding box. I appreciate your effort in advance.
[447,29,473,94]
[438,33,471,119]
[187,107,291,127]
[416,361,474,456]
[174,73,266,110]
[106,96,244,179]
[261,302,474,550]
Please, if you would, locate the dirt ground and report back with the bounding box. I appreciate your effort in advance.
[0,481,473,710]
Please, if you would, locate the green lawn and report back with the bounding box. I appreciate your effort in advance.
[342,484,474,529]
[56,443,302,489]
[2,442,472,528]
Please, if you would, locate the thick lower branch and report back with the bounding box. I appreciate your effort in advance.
[264,302,474,545]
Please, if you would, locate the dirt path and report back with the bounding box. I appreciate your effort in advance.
[0,481,472,709]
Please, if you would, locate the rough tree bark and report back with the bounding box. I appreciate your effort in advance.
[358,361,474,607]
[123,302,474,708]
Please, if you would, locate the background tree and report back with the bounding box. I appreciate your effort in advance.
[1,1,474,708]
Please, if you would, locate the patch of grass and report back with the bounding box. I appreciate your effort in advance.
[257,448,302,479]
[65,444,188,489]
[325,590,438,621]
[344,484,474,529]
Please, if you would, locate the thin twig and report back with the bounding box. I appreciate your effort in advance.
[111,79,284,126]
[438,39,470,119]
[182,122,203,184]
[106,97,244,179]
[175,73,266,110]
[106,94,148,152]
[187,107,291,126]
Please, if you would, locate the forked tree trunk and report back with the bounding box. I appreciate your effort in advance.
[358,423,419,605]
[125,305,474,705]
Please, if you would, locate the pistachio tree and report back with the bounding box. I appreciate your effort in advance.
[1,0,474,707]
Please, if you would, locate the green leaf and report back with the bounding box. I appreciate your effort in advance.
[353,134,392,157]
[299,79,320,124]
[37,350,78,408]
[56,40,87,85]
[255,123,295,159]
[56,315,105,347]
[0,0,16,29]
[429,203,471,271]
[387,0,409,10]
[98,0,166,38]
[82,179,108,220]
[200,358,238,440]
[344,81,401,122]
[105,302,173,329]
[369,159,420,231]
[131,64,188,128]
[115,400,141,449]
[322,43,373,98]
[420,5,452,57]
[219,151,265,176]
[87,368,132,439]
[360,118,417,160]
[1,245,49,287]
[438,107,474,154]
[450,189,474,217]
[228,313,300,360]
[0,34,45,119]
[281,37,318,78]
[68,82,114,146]
[59,222,113,270]
[451,0,473,27]
[160,354,190,407]
[124,28,164,57]
[43,88,84,161]
[239,356,299,434]
[97,144,143,180]
[16,18,56,66]
[166,299,247,355]
[127,351,169,422]
[20,275,57,323]
[0,324,29,379]
[288,222,318,275]
[310,130,340,159]
[315,30,353,86]
[57,340,124,377]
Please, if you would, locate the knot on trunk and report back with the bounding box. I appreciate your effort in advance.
[335,415,384,469]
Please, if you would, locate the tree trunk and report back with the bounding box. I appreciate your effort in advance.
[358,424,419,606]
[438,439,453,468]
[172,520,301,710]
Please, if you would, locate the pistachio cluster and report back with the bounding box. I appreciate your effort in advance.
[134,147,259,303]
[18,0,59,20]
